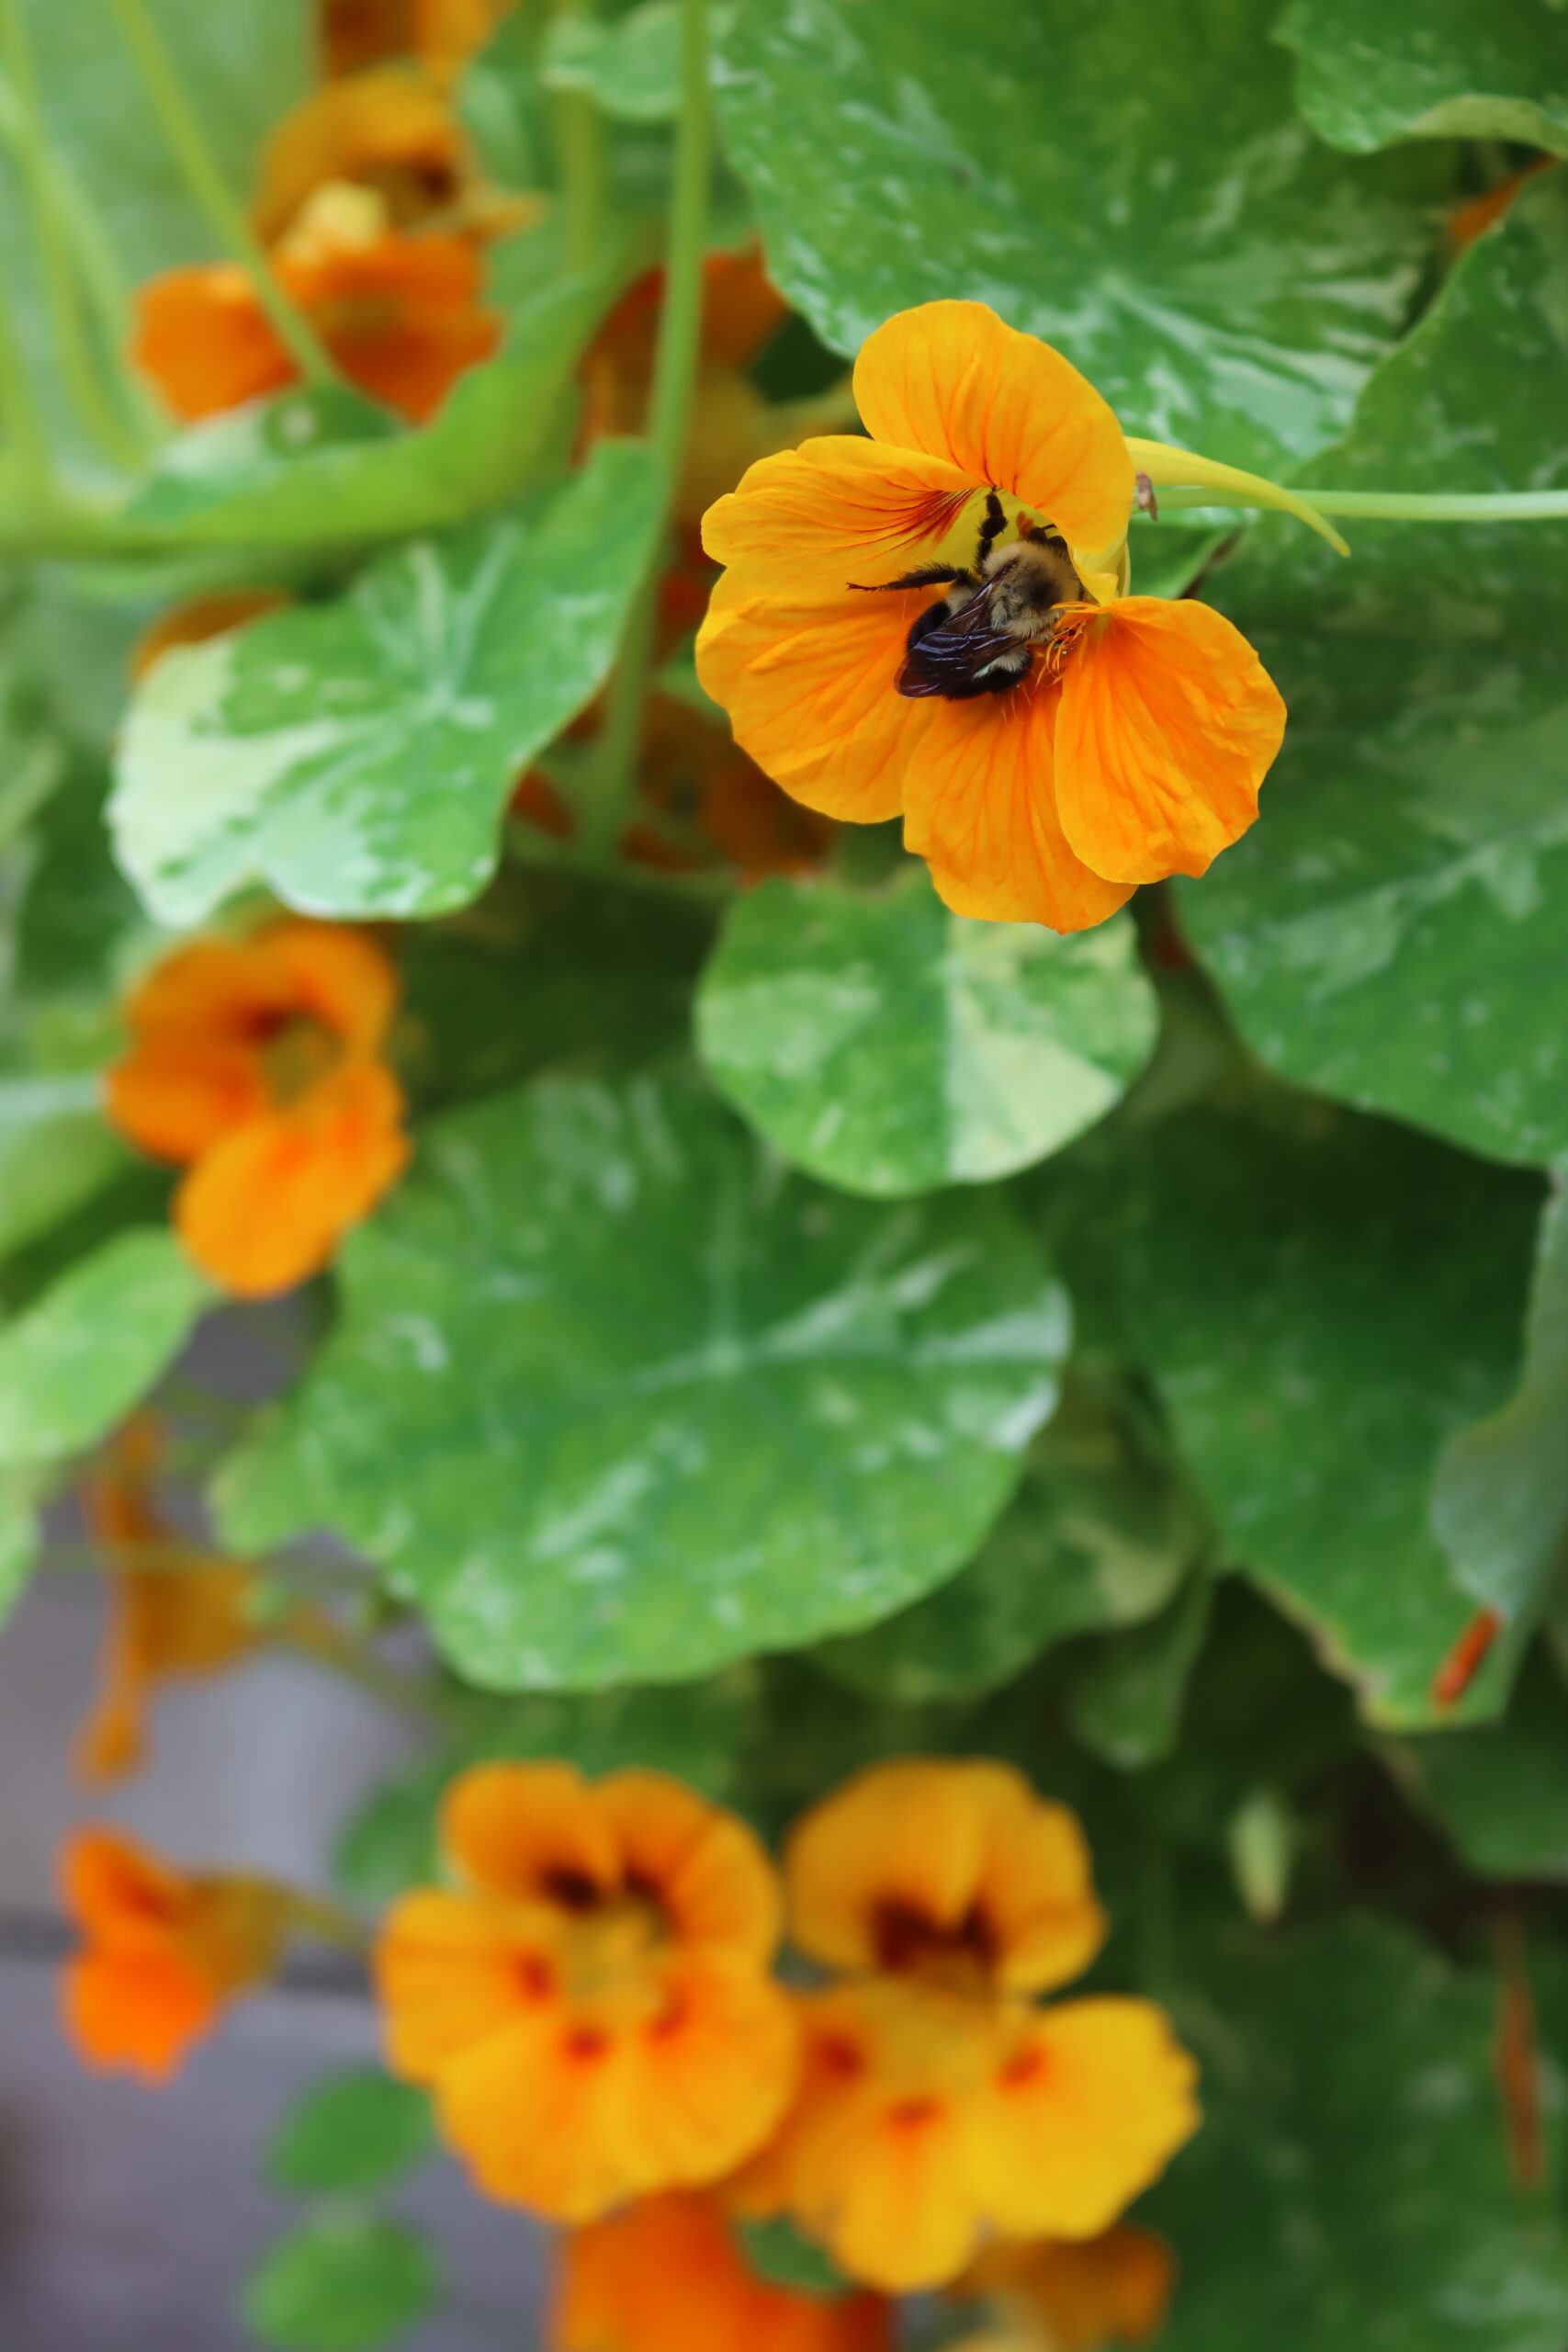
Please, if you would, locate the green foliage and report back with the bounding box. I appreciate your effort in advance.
[243,2217,439,2352]
[1382,1648,1568,1881]
[112,442,665,925]
[217,1070,1069,1686]
[1121,1093,1541,1726]
[543,0,686,121]
[697,870,1157,1195]
[1185,175,1568,1167]
[0,1227,208,1467]
[1149,1918,1568,2350]
[1278,0,1568,155]
[715,0,1447,469]
[264,2072,436,2199]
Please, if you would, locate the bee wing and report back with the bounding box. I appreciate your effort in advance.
[897,580,1019,699]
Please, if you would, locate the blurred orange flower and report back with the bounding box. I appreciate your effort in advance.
[513,692,835,884]
[320,0,512,83]
[737,1761,1198,2292]
[133,186,500,425]
[61,1828,290,2083]
[106,919,410,1298]
[556,2193,892,2352]
[376,1763,799,2220]
[255,70,464,243]
[75,1417,258,1783]
[953,2227,1176,2352]
[582,247,854,530]
[698,300,1285,931]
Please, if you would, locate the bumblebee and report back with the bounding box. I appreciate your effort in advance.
[857,489,1086,701]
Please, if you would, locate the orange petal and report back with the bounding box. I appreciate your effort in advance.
[695,570,917,823]
[968,1998,1200,2243]
[702,436,980,600]
[62,1946,217,2082]
[616,1956,800,2188]
[62,1826,183,1937]
[175,1060,410,1297]
[902,689,1134,932]
[106,1037,273,1163]
[852,304,1134,558]
[254,70,462,244]
[132,266,297,423]
[596,1771,783,1964]
[1054,597,1286,886]
[436,2008,648,2219]
[259,920,400,1054]
[442,1761,621,1902]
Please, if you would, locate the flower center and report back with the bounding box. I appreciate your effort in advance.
[539,1865,673,2021]
[871,1894,999,1997]
[256,1012,344,1108]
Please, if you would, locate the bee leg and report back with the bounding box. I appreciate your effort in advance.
[849,564,972,593]
[975,489,1009,567]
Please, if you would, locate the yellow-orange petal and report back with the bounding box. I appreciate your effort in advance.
[703,436,980,601]
[852,304,1134,560]
[76,1563,257,1784]
[1053,596,1285,887]
[786,1760,1105,1996]
[613,1954,800,2186]
[175,1059,410,1297]
[442,1761,622,1903]
[597,1770,782,1965]
[378,1887,554,2080]
[967,1997,1200,2244]
[902,688,1134,933]
[695,571,917,823]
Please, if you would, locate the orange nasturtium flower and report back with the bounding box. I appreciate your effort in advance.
[697,300,1287,933]
[61,1828,291,2082]
[737,1760,1199,2292]
[254,69,466,243]
[133,186,501,426]
[953,2227,1177,2352]
[375,1763,800,2220]
[556,2193,892,2352]
[76,1416,258,1782]
[320,0,513,84]
[105,918,411,1299]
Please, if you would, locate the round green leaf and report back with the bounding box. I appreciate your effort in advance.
[1184,174,1568,1168]
[0,1227,209,1467]
[216,1071,1069,1688]
[715,0,1446,471]
[1122,1096,1542,1727]
[264,2072,435,2198]
[543,0,684,120]
[1278,0,1568,154]
[111,441,664,927]
[818,1378,1203,1702]
[1064,1572,1213,1770]
[1434,1178,1568,1620]
[1150,1918,1568,2350]
[696,870,1157,1197]
[243,2218,439,2352]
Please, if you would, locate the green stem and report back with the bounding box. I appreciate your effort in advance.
[0,266,51,486]
[551,0,606,274]
[1153,484,1568,524]
[0,0,147,469]
[581,0,710,852]
[105,0,343,390]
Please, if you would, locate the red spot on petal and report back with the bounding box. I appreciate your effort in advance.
[514,1953,554,2003]
[564,2025,611,2064]
[998,2044,1046,2092]
[886,2097,942,2132]
[816,2031,866,2083]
